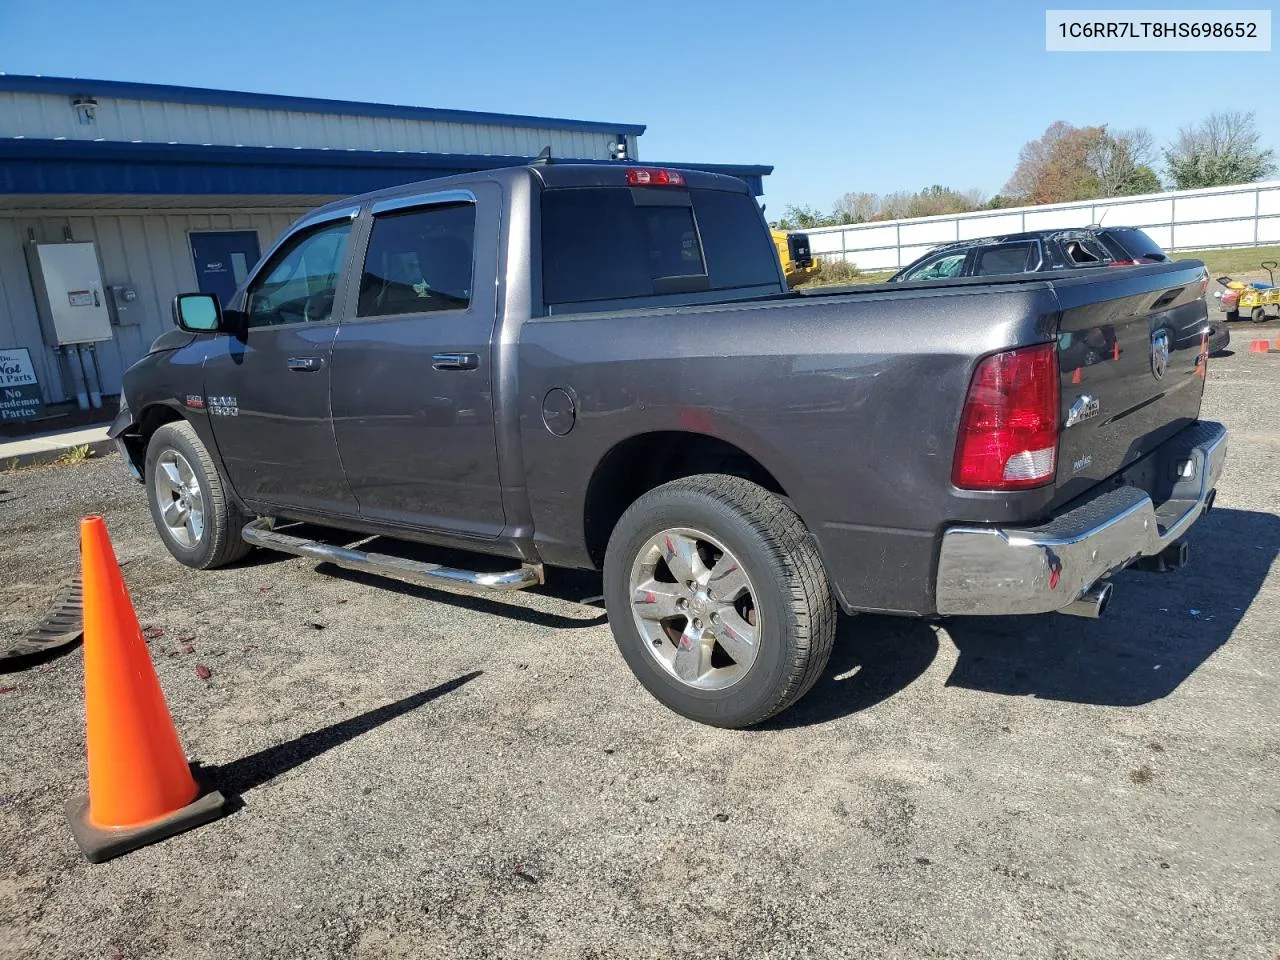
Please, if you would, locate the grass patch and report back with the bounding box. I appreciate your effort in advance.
[1173,245,1280,279]
[799,259,896,288]
[57,444,94,465]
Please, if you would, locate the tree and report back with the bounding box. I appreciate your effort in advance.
[1164,111,1276,188]
[831,191,879,224]
[1085,127,1161,196]
[776,204,838,230]
[1004,121,1106,204]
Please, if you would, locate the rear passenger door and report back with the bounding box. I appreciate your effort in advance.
[330,184,506,538]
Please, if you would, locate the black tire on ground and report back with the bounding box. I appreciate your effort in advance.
[1252,307,1269,323]
[603,474,837,728]
[1225,309,1239,322]
[145,420,252,569]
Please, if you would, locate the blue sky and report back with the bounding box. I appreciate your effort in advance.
[1,0,1275,211]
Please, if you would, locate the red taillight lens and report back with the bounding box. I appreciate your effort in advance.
[625,167,685,187]
[952,343,1060,490]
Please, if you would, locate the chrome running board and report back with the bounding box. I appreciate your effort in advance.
[242,518,543,593]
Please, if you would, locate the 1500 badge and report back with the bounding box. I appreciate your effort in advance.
[206,395,239,417]
[1065,394,1099,428]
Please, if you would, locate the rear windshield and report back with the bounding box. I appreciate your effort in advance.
[540,186,779,305]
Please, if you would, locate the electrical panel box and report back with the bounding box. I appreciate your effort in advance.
[24,242,114,345]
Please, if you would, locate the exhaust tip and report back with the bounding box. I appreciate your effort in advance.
[1061,581,1112,619]
[1094,581,1112,618]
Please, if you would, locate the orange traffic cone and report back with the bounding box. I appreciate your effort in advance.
[1250,338,1270,353]
[66,516,225,863]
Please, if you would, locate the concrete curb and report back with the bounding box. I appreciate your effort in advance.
[0,437,116,472]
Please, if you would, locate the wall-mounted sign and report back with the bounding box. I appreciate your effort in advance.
[0,347,43,421]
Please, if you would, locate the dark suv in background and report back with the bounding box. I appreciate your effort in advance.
[890,227,1228,354]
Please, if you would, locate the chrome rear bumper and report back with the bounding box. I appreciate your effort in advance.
[935,421,1227,616]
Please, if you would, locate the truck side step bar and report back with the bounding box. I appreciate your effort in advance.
[241,518,543,593]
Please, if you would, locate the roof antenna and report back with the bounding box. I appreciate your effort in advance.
[533,145,552,165]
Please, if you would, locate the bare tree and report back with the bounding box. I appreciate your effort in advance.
[1164,111,1276,188]
[832,191,880,224]
[1086,126,1161,196]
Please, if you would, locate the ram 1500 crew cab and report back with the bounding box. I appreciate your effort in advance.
[111,163,1227,727]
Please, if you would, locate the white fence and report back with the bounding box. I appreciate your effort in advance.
[806,180,1280,271]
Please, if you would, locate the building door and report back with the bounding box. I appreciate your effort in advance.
[201,218,357,515]
[189,231,261,306]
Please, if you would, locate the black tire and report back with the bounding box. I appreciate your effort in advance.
[1225,309,1239,322]
[145,420,252,569]
[603,474,837,728]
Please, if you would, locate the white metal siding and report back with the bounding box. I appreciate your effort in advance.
[0,92,619,159]
[0,206,306,402]
[807,180,1280,269]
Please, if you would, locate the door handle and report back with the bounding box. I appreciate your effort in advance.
[431,352,479,371]
[287,356,324,372]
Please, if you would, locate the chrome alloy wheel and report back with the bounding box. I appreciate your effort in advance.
[152,449,205,548]
[628,527,761,691]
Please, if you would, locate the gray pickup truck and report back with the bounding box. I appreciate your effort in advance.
[110,162,1227,727]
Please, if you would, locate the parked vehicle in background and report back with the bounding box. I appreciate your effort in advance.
[889,223,1228,352]
[771,228,817,286]
[888,226,1170,283]
[110,163,1226,728]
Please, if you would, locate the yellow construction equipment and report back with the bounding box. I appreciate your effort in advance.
[772,229,819,287]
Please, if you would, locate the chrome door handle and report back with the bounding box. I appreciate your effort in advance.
[287,356,323,372]
[431,352,479,371]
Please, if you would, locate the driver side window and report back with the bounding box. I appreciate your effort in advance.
[246,220,352,328]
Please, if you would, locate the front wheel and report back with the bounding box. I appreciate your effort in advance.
[145,420,252,569]
[1252,306,1270,323]
[603,474,837,728]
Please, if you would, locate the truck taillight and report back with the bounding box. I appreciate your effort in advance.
[952,343,1060,491]
[626,168,685,186]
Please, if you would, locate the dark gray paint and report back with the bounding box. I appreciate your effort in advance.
[114,164,1208,617]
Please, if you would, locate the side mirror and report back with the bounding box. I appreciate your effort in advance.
[172,293,223,332]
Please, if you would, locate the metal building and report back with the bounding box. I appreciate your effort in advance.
[0,75,771,413]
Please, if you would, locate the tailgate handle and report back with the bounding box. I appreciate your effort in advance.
[287,356,323,372]
[1151,287,1183,311]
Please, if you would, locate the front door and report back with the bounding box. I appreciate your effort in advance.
[201,216,358,514]
[190,231,262,306]
[330,187,505,538]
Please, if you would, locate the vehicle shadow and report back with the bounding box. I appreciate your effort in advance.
[209,670,482,804]
[761,615,939,729]
[943,507,1278,706]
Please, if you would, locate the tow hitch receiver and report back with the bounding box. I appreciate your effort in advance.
[1133,537,1190,573]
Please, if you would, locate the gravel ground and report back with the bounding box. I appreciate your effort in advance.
[1,347,1277,960]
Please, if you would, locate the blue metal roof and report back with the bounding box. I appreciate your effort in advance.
[0,139,770,197]
[0,74,647,137]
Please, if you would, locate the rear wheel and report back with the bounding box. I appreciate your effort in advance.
[145,421,251,569]
[603,474,837,728]
[1252,306,1268,323]
[1225,309,1240,322]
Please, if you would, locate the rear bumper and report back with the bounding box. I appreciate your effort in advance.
[934,421,1227,616]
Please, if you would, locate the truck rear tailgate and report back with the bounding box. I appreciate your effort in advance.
[1051,262,1210,507]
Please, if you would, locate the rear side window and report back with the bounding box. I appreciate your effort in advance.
[357,202,475,317]
[1104,229,1167,262]
[540,187,777,305]
[974,241,1040,276]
